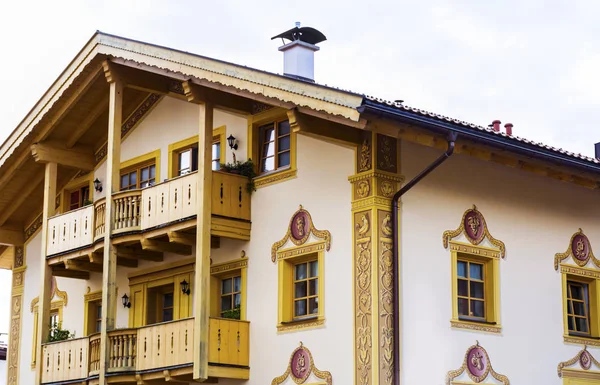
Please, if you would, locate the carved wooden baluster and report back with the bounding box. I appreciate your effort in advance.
[119,335,124,367]
[132,334,137,366]
[133,196,139,226]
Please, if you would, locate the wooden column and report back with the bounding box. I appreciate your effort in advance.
[99,62,123,385]
[349,132,403,385]
[34,162,57,385]
[193,102,213,380]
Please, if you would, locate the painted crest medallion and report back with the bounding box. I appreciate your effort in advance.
[467,346,488,377]
[572,233,590,262]
[446,341,509,385]
[271,342,332,385]
[580,350,592,370]
[291,347,311,382]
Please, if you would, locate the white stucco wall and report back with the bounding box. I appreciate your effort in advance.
[400,140,600,384]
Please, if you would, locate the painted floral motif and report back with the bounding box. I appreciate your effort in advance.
[580,350,592,370]
[291,348,310,380]
[572,234,590,261]
[467,346,487,377]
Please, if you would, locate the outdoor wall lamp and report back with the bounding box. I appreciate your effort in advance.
[180,279,191,295]
[227,134,238,150]
[121,293,131,308]
[93,178,103,193]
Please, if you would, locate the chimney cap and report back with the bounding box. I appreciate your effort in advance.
[492,119,501,124]
[271,24,327,45]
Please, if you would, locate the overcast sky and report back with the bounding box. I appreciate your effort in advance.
[0,0,598,332]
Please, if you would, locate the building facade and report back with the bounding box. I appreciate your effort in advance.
[1,28,600,385]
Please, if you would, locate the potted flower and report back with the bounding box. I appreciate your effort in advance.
[220,159,257,194]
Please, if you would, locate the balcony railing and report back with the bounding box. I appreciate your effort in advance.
[40,318,249,384]
[47,171,251,256]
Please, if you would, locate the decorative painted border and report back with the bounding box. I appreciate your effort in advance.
[7,247,25,385]
[271,342,332,385]
[271,205,331,263]
[558,346,600,378]
[30,277,69,311]
[255,168,297,189]
[277,318,325,333]
[210,253,248,274]
[560,264,600,280]
[443,205,506,258]
[450,320,502,334]
[564,336,600,347]
[554,229,600,270]
[277,242,327,261]
[446,341,509,385]
[25,213,43,241]
[449,241,502,260]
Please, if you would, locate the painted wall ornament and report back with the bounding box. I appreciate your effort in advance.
[442,205,506,258]
[271,342,332,385]
[358,137,372,172]
[446,341,509,385]
[557,345,600,377]
[554,229,600,270]
[271,205,332,263]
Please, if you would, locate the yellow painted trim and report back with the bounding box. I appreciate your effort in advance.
[167,125,226,179]
[210,257,248,321]
[84,289,102,336]
[277,241,325,333]
[30,299,65,368]
[59,172,94,213]
[562,368,600,381]
[120,149,161,183]
[128,257,194,279]
[561,265,600,340]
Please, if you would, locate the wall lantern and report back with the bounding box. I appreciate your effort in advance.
[180,279,190,295]
[93,178,103,193]
[121,293,131,308]
[227,134,238,150]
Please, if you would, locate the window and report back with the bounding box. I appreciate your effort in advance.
[83,290,103,335]
[293,260,319,320]
[212,141,221,171]
[68,185,90,211]
[220,275,241,318]
[258,120,291,174]
[120,163,156,190]
[30,300,65,368]
[146,284,175,324]
[168,126,226,179]
[450,245,500,333]
[176,146,198,176]
[277,248,325,332]
[566,281,590,336]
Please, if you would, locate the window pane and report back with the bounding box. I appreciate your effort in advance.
[263,142,275,157]
[278,135,290,151]
[457,279,468,297]
[278,152,290,168]
[163,292,174,308]
[121,175,129,189]
[457,261,467,278]
[576,317,589,333]
[162,308,173,322]
[568,300,574,314]
[295,263,307,280]
[222,278,232,294]
[278,120,290,136]
[262,126,275,142]
[573,302,586,316]
[233,276,241,292]
[212,143,220,160]
[141,167,149,181]
[96,320,102,333]
[471,300,484,317]
[97,305,102,318]
[295,300,307,317]
[308,279,318,296]
[568,316,574,331]
[262,157,274,173]
[179,150,191,172]
[309,261,318,277]
[470,282,484,299]
[234,293,241,308]
[308,297,318,315]
[458,298,468,316]
[150,165,156,178]
[212,160,220,171]
[470,263,483,280]
[295,281,307,299]
[221,296,232,311]
[570,284,584,300]
[129,171,137,186]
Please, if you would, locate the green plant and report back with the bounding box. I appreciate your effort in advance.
[83,199,93,206]
[220,159,257,194]
[47,322,74,343]
[221,305,241,320]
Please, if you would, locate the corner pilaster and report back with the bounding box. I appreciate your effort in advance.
[7,246,25,385]
[350,132,403,385]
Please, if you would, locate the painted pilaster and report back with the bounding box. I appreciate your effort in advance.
[193,102,213,380]
[349,132,403,385]
[34,162,57,385]
[99,61,123,385]
[7,246,25,385]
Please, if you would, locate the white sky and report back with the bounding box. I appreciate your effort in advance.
[0,0,599,332]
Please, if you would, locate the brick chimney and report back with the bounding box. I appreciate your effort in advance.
[504,123,513,136]
[492,120,501,132]
[272,23,327,82]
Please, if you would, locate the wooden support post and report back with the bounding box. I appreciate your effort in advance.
[34,162,57,385]
[99,62,123,385]
[193,102,213,380]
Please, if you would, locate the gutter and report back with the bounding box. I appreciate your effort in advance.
[391,132,457,385]
[361,100,600,175]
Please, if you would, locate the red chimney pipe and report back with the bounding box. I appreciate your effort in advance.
[504,123,513,136]
[492,120,501,132]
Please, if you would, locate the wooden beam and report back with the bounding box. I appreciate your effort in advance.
[288,108,362,148]
[89,252,138,268]
[168,231,195,246]
[66,98,109,148]
[0,227,24,246]
[297,106,367,130]
[182,81,254,114]
[116,246,163,262]
[141,238,192,255]
[52,266,89,280]
[0,171,44,227]
[31,140,96,171]
[64,259,103,273]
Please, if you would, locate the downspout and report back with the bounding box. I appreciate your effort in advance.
[392,131,457,385]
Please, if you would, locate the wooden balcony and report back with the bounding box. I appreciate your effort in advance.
[46,171,251,262]
[41,318,250,384]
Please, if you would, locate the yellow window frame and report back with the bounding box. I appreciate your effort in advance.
[83,290,103,336]
[560,264,600,345]
[210,257,248,320]
[450,241,501,333]
[277,242,325,332]
[119,149,160,190]
[30,300,65,368]
[59,173,94,214]
[247,108,297,188]
[167,125,226,179]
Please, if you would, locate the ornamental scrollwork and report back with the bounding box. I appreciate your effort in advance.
[358,137,372,172]
[271,342,332,385]
[446,341,509,385]
[554,229,600,270]
[30,277,68,312]
[271,205,332,263]
[442,205,506,258]
[557,345,600,377]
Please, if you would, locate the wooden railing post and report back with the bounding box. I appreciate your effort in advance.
[34,162,57,385]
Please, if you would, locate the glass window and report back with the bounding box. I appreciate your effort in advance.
[68,185,90,211]
[567,281,590,336]
[220,276,242,319]
[259,120,291,174]
[95,302,102,333]
[121,162,156,190]
[457,259,485,320]
[212,142,221,171]
[293,260,319,319]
